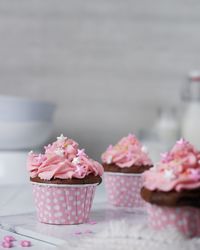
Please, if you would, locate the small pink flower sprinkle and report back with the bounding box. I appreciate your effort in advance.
[88,220,97,225]
[20,240,31,247]
[2,241,13,248]
[3,236,16,242]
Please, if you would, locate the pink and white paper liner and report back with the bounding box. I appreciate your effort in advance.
[104,173,145,208]
[147,204,200,238]
[32,182,97,225]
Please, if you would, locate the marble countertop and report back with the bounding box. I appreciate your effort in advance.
[1,184,200,250]
[0,184,107,249]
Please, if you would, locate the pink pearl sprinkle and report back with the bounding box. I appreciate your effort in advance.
[3,236,15,242]
[88,220,97,225]
[2,241,13,248]
[20,240,31,247]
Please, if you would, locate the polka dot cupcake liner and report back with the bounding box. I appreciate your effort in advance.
[32,182,97,225]
[104,173,145,209]
[147,204,200,238]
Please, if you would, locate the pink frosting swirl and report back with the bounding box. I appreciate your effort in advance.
[101,134,152,167]
[143,139,200,192]
[27,134,104,180]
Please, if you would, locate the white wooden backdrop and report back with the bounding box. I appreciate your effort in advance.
[0,0,200,159]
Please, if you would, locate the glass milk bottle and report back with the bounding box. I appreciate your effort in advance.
[181,71,200,149]
[154,107,179,149]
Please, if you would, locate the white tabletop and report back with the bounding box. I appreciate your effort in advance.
[0,184,108,249]
[1,184,200,250]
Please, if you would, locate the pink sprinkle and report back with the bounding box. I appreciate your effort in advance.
[20,240,31,247]
[74,231,82,235]
[177,138,186,145]
[88,220,97,225]
[84,230,93,234]
[2,241,13,248]
[3,236,15,242]
[77,149,85,156]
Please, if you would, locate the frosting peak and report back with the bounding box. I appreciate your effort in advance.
[27,135,103,180]
[143,139,200,192]
[101,134,152,168]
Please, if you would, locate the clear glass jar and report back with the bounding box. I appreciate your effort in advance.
[181,70,200,149]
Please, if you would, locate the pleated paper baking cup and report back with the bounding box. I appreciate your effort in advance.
[31,182,97,225]
[147,204,200,238]
[104,172,145,208]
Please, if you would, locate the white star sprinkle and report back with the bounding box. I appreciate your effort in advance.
[164,169,175,180]
[55,148,64,156]
[107,155,113,164]
[57,134,67,141]
[28,150,33,155]
[72,157,80,165]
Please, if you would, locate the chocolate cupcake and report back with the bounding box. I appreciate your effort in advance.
[141,139,200,237]
[27,134,103,225]
[101,134,153,209]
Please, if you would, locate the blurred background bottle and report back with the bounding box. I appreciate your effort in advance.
[181,70,200,149]
[140,106,180,163]
[154,106,180,151]
[154,106,180,149]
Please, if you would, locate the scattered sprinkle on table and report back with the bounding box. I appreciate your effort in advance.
[2,241,13,248]
[88,220,97,225]
[1,236,32,248]
[20,240,31,247]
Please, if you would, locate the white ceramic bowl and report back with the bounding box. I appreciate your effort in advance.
[0,151,29,185]
[0,96,56,149]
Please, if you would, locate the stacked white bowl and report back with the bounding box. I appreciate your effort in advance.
[0,95,55,150]
[0,95,56,185]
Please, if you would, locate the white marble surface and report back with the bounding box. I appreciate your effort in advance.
[0,228,54,250]
[1,185,200,250]
[2,200,200,250]
[0,201,146,249]
[0,185,54,249]
[0,183,142,249]
[0,183,106,249]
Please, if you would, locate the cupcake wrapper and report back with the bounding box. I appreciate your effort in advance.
[32,183,97,225]
[147,204,200,238]
[104,173,145,208]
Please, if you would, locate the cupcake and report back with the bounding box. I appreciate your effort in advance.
[101,134,153,208]
[141,139,200,237]
[27,134,103,225]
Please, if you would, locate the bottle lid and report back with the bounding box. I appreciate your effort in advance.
[189,70,200,81]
